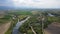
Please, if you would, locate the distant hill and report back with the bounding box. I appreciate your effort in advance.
[0,6,15,10]
[0,6,60,10]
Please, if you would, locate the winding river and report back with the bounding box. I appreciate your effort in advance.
[12,17,30,34]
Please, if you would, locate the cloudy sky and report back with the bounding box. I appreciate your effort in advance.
[0,0,60,8]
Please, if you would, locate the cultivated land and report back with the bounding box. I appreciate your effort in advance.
[0,9,60,34]
[44,22,60,34]
[0,22,11,34]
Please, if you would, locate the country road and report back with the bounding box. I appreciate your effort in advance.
[12,16,30,34]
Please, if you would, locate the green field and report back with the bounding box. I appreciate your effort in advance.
[0,10,60,34]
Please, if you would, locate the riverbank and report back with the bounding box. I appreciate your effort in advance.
[12,17,30,34]
[19,16,42,34]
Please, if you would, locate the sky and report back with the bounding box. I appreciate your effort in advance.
[0,0,60,9]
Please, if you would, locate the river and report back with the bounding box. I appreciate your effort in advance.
[12,17,30,34]
[48,13,54,16]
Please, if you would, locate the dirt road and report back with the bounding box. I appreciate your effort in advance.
[0,22,11,34]
[44,22,60,34]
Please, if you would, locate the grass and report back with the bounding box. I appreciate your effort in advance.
[5,15,28,34]
[0,15,11,24]
[8,11,32,15]
[5,11,60,34]
[19,16,42,34]
[5,18,18,34]
[44,16,60,28]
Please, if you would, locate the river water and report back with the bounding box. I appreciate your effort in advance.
[12,17,30,34]
[48,13,54,16]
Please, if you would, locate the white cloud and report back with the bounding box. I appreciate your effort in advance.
[11,0,60,8]
[0,0,60,8]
